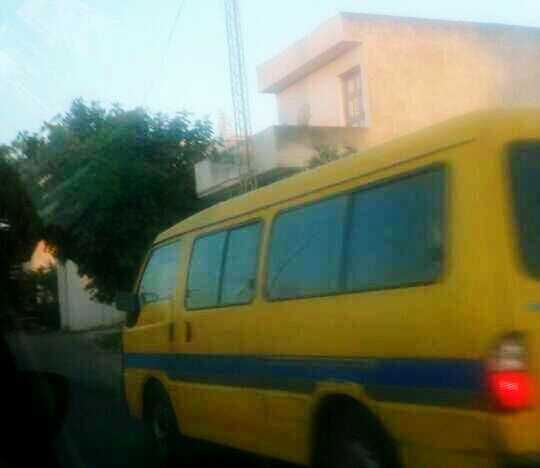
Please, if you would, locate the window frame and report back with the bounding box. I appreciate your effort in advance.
[136,238,183,305]
[341,66,366,127]
[184,219,264,311]
[264,164,447,302]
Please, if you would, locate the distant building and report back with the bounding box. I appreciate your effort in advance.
[56,260,123,331]
[195,12,540,201]
[29,241,124,331]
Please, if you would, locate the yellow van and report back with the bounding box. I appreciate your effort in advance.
[117,109,540,468]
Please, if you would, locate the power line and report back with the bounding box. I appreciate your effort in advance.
[143,0,187,105]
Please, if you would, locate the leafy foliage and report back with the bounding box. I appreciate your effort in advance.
[0,154,41,265]
[15,268,60,330]
[308,145,356,169]
[0,153,42,324]
[14,99,216,302]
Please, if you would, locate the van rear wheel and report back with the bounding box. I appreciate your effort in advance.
[328,435,385,468]
[314,403,397,468]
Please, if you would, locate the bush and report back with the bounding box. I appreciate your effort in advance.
[308,145,356,169]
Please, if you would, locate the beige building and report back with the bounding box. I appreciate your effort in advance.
[28,241,124,330]
[196,12,540,201]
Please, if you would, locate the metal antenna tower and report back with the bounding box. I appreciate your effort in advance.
[224,0,257,194]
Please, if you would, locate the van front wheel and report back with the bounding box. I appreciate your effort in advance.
[148,385,188,466]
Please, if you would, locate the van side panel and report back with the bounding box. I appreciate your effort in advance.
[123,111,540,467]
[127,143,501,466]
[241,144,498,465]
[168,218,269,455]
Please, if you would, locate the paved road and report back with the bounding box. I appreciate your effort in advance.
[7,332,294,468]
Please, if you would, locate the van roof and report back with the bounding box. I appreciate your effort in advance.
[155,108,539,244]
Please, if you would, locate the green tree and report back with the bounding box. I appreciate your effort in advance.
[0,152,42,326]
[14,99,216,302]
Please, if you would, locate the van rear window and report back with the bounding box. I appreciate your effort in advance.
[509,142,540,277]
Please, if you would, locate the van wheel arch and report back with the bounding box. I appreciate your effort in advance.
[142,377,165,422]
[142,377,191,464]
[311,394,401,468]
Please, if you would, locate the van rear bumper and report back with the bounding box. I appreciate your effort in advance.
[504,454,540,467]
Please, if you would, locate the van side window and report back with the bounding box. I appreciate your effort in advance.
[267,196,348,300]
[266,167,445,301]
[186,231,227,309]
[186,221,262,309]
[346,169,444,291]
[221,223,261,305]
[139,240,182,305]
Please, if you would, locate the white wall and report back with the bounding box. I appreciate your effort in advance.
[57,260,124,331]
[352,15,540,148]
[276,47,364,127]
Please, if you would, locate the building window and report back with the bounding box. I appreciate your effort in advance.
[341,67,365,126]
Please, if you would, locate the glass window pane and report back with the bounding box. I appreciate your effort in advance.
[346,169,444,291]
[348,101,356,117]
[221,223,261,305]
[139,240,182,304]
[354,73,362,91]
[352,100,359,117]
[187,231,227,309]
[343,68,363,125]
[267,196,348,300]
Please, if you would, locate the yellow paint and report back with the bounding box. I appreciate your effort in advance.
[123,109,540,466]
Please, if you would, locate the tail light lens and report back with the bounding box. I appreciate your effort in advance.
[487,332,534,410]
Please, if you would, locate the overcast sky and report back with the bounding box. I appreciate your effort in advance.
[1,0,539,144]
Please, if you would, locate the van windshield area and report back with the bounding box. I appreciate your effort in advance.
[509,141,540,277]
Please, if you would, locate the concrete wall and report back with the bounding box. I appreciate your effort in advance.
[195,125,365,197]
[264,14,540,148]
[195,158,241,198]
[353,15,540,148]
[57,260,124,331]
[276,47,366,127]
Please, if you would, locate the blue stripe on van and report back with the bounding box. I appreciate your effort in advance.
[123,353,485,407]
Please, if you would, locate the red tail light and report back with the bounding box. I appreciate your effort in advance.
[487,333,534,411]
[489,371,533,409]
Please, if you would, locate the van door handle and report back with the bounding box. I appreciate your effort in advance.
[185,321,192,342]
[168,323,175,342]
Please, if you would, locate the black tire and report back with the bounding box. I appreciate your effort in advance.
[147,384,190,466]
[314,405,397,468]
